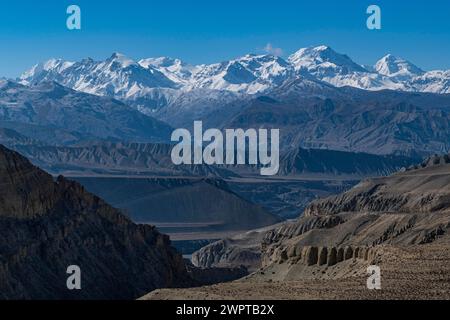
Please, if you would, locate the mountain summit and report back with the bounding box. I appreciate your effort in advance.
[288,45,368,74]
[375,54,424,78]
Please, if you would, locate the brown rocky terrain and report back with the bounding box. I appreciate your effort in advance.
[192,223,285,272]
[145,156,450,299]
[0,144,193,299]
[304,163,450,217]
[142,240,450,300]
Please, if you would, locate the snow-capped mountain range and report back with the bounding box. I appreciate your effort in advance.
[19,45,450,114]
[4,46,450,156]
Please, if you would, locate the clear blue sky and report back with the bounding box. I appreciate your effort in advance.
[1,0,450,78]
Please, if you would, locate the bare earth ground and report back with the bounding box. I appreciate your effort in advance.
[141,242,450,300]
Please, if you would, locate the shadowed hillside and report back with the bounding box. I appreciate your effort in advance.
[0,145,191,299]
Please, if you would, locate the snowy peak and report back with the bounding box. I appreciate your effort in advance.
[286,45,397,91]
[227,54,292,84]
[37,58,73,72]
[375,54,424,77]
[139,57,196,85]
[20,59,74,85]
[106,52,138,68]
[187,54,294,93]
[408,70,450,94]
[235,54,290,73]
[20,54,177,100]
[288,45,367,73]
[139,56,184,69]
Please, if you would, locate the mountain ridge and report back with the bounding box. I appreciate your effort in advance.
[0,80,173,145]
[0,144,192,299]
[19,45,450,108]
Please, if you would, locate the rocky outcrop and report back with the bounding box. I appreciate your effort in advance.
[279,147,416,177]
[0,145,193,300]
[327,247,337,266]
[269,245,377,267]
[263,215,345,246]
[258,161,450,273]
[192,223,283,272]
[304,163,450,216]
[408,153,450,171]
[304,247,318,266]
[344,246,354,260]
[262,211,450,267]
[336,248,344,263]
[318,247,328,266]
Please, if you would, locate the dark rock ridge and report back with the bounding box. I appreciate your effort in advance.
[0,81,172,145]
[407,152,450,171]
[279,147,417,176]
[0,129,418,179]
[304,163,450,216]
[75,176,281,229]
[0,137,237,178]
[0,144,192,299]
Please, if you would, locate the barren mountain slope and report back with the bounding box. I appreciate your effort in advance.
[0,145,191,300]
[147,157,450,299]
[142,238,450,300]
